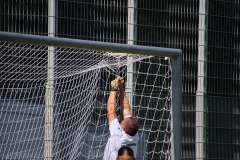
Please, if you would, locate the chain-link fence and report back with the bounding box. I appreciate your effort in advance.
[0,0,240,159]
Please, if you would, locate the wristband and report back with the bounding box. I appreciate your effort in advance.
[125,115,132,118]
[111,87,118,91]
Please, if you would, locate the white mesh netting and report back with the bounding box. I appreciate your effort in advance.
[0,42,172,160]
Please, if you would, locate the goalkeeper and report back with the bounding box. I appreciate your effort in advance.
[103,75,139,160]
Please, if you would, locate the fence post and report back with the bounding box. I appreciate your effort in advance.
[44,0,55,160]
[196,0,208,159]
[126,0,138,115]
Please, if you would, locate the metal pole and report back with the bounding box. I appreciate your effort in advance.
[171,56,182,160]
[44,0,55,160]
[0,31,182,58]
[127,0,137,46]
[126,0,137,114]
[196,0,208,159]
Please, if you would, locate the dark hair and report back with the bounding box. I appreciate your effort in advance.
[124,117,138,136]
[118,146,134,157]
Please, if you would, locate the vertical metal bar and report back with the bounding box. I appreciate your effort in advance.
[171,56,182,160]
[45,0,55,160]
[126,0,137,113]
[55,0,58,37]
[196,0,208,159]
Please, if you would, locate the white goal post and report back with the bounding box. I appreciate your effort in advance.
[0,31,182,160]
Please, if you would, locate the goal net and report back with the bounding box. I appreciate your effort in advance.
[0,41,175,160]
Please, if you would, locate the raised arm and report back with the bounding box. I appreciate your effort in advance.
[107,90,117,125]
[107,77,121,125]
[118,78,132,119]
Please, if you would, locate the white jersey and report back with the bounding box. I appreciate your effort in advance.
[103,118,139,160]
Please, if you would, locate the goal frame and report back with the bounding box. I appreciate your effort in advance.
[0,31,182,160]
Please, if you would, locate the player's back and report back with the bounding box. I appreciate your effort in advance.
[103,118,139,160]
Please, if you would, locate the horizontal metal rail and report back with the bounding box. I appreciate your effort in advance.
[0,31,182,58]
